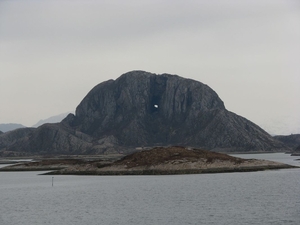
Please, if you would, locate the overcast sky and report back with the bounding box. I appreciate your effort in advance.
[0,0,299,135]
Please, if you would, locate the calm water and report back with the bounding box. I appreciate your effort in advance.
[0,153,299,225]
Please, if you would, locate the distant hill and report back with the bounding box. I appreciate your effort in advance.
[32,112,71,127]
[0,71,288,156]
[0,123,26,133]
[274,134,300,150]
[0,112,71,132]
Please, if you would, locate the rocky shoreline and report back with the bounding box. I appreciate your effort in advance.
[45,164,296,176]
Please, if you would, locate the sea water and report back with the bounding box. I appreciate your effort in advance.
[0,153,299,225]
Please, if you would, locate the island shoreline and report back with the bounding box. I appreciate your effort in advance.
[42,164,297,176]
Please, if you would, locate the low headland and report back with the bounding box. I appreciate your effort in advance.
[1,146,297,175]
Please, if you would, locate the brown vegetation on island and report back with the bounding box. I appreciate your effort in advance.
[114,146,245,168]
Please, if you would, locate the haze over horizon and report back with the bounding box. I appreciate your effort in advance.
[1,0,299,135]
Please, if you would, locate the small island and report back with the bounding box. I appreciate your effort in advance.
[1,146,296,175]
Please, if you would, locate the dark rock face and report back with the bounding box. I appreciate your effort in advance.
[0,128,35,156]
[0,71,288,155]
[69,71,225,146]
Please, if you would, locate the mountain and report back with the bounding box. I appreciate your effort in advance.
[0,123,26,133]
[32,112,71,127]
[65,71,286,152]
[0,71,288,156]
[274,134,300,150]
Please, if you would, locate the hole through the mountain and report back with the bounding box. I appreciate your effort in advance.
[150,95,160,113]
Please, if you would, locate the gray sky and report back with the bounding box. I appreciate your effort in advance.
[1,0,299,135]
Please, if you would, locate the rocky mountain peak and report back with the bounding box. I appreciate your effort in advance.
[69,71,226,146]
